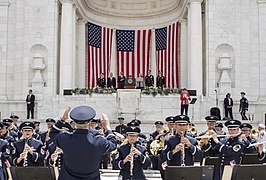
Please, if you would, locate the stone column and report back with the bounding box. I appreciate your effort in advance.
[188,0,203,95]
[258,0,266,96]
[59,0,74,94]
[151,28,157,87]
[180,19,188,88]
[0,0,9,100]
[110,29,117,78]
[76,18,87,88]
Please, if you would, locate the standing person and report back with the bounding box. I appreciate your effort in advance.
[107,72,116,88]
[180,88,191,116]
[26,89,35,119]
[97,73,106,88]
[118,72,126,89]
[135,73,144,90]
[115,117,127,135]
[114,126,151,180]
[224,93,234,119]
[55,106,117,180]
[145,70,154,87]
[239,92,249,120]
[156,70,165,88]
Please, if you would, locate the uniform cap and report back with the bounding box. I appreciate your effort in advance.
[205,116,219,122]
[118,117,125,120]
[2,119,13,125]
[165,116,175,123]
[46,118,56,123]
[225,120,241,128]
[174,115,190,124]
[70,105,96,124]
[10,115,19,119]
[215,123,223,128]
[20,121,35,130]
[155,121,164,126]
[239,123,252,130]
[126,126,140,135]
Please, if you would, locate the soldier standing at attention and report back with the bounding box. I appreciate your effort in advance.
[239,92,249,120]
[145,70,154,87]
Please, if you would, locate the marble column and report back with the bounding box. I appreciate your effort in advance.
[180,19,188,88]
[59,0,74,94]
[0,0,9,100]
[258,0,266,96]
[151,28,157,87]
[76,18,87,88]
[188,0,203,95]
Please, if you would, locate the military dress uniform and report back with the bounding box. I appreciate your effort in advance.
[55,106,117,180]
[0,137,9,180]
[12,122,44,167]
[115,117,127,135]
[114,126,151,180]
[145,74,154,87]
[160,116,203,166]
[239,123,257,154]
[156,75,164,88]
[239,92,249,120]
[207,120,250,180]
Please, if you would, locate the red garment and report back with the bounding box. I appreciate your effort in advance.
[180,94,191,105]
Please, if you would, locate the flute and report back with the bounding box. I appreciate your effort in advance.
[130,143,134,179]
[180,131,185,166]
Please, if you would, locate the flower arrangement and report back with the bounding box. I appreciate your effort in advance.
[72,86,181,97]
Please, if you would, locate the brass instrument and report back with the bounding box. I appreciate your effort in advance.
[189,127,198,136]
[180,131,185,166]
[251,128,259,138]
[130,143,134,179]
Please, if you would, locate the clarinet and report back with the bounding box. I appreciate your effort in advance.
[180,131,186,166]
[23,138,29,167]
[130,143,134,179]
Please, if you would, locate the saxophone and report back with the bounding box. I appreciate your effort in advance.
[130,143,134,179]
[180,131,185,166]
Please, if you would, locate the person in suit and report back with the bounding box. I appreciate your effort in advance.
[26,89,35,119]
[114,126,151,180]
[12,121,44,167]
[118,72,126,89]
[156,70,165,88]
[180,88,191,116]
[145,70,154,87]
[55,106,117,180]
[97,73,106,88]
[224,93,234,119]
[239,92,249,120]
[107,72,116,88]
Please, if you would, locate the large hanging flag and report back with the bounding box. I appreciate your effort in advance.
[87,22,113,88]
[116,29,151,78]
[156,22,179,88]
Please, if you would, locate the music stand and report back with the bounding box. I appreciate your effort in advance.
[231,164,266,180]
[165,166,214,180]
[241,154,263,164]
[11,166,56,180]
[190,98,197,120]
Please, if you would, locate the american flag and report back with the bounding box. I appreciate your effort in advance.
[87,23,113,88]
[156,22,179,88]
[116,29,151,78]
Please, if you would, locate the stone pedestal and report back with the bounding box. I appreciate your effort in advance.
[117,89,141,119]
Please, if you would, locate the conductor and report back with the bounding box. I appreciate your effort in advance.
[55,106,117,180]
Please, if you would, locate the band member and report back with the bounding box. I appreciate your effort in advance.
[129,119,146,140]
[180,88,191,116]
[26,89,35,119]
[2,118,18,140]
[107,72,116,88]
[97,73,106,88]
[33,120,42,141]
[118,72,126,89]
[156,70,164,88]
[12,121,44,167]
[114,126,151,180]
[160,115,203,178]
[145,70,154,87]
[115,117,127,135]
[149,121,164,170]
[40,118,56,143]
[239,92,249,120]
[215,123,226,135]
[239,123,257,153]
[0,122,15,144]
[224,93,234,119]
[55,106,117,180]
[0,137,8,180]
[209,120,251,180]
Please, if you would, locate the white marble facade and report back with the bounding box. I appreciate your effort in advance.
[0,0,266,130]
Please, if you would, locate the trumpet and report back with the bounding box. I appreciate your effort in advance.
[195,134,227,139]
